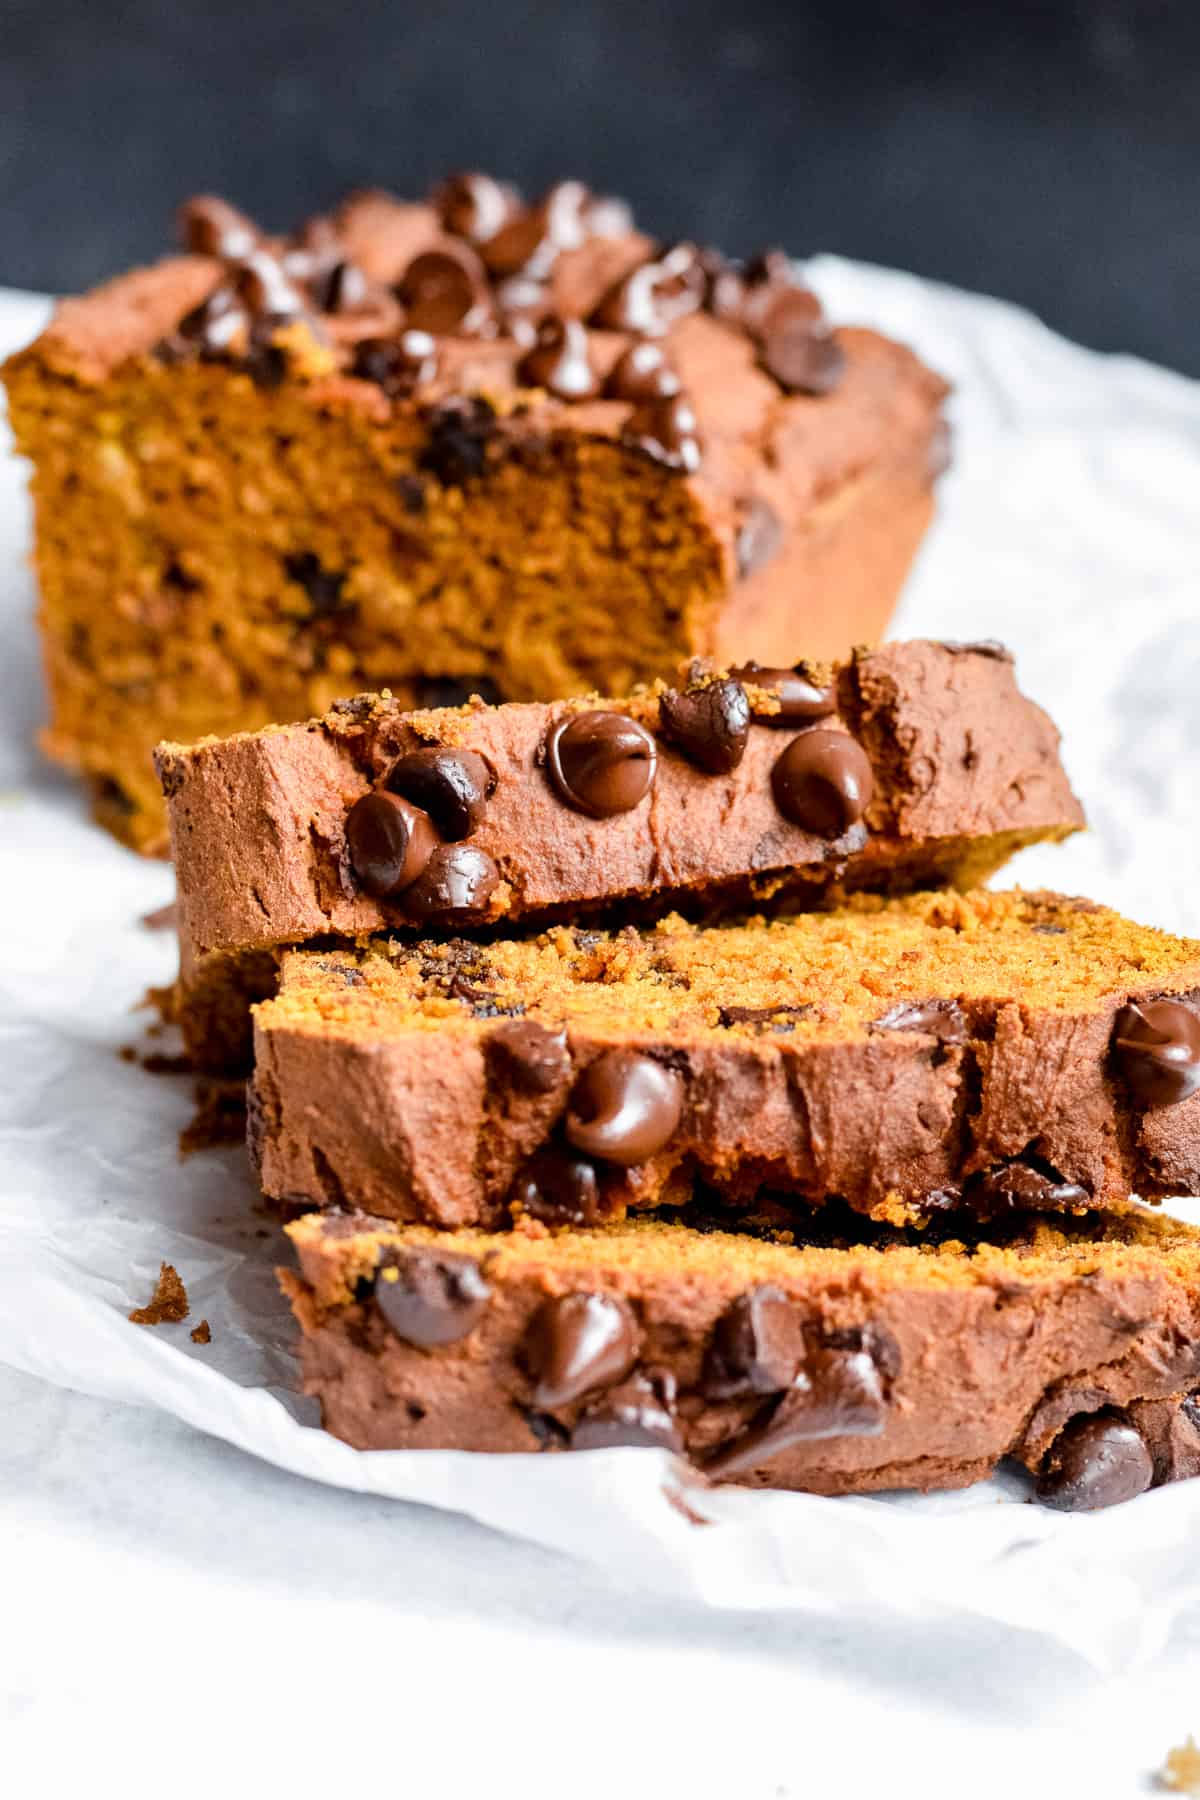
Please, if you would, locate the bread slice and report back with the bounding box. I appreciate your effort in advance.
[252,889,1200,1227]
[281,1203,1200,1506]
[157,638,1082,1070]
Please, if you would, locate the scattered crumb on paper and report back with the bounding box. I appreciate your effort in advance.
[190,1319,212,1345]
[1158,1737,1200,1793]
[129,1262,190,1326]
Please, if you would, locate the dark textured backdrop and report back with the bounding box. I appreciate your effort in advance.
[2,0,1196,371]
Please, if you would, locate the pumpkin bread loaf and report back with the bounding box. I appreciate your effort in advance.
[281,1203,1200,1507]
[252,890,1200,1228]
[4,176,948,852]
[158,638,1083,1070]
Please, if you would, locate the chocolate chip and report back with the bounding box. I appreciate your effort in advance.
[387,747,495,841]
[480,181,590,281]
[229,250,307,322]
[309,258,371,315]
[404,844,501,921]
[178,195,259,260]
[703,1287,804,1400]
[1113,1000,1200,1107]
[572,1370,682,1452]
[522,1406,570,1448]
[175,286,248,357]
[494,273,551,347]
[565,1051,684,1166]
[658,677,750,775]
[345,791,438,898]
[704,1340,888,1478]
[280,215,343,284]
[446,974,523,1019]
[511,1147,602,1225]
[621,394,702,474]
[521,1292,638,1408]
[968,1162,1089,1213]
[871,999,969,1044]
[739,259,823,339]
[591,244,705,336]
[771,729,874,836]
[544,710,657,817]
[420,399,497,486]
[284,552,348,618]
[729,662,837,724]
[396,244,493,336]
[516,315,600,400]
[374,1249,492,1347]
[353,331,440,397]
[603,339,682,403]
[1037,1412,1154,1511]
[761,324,846,397]
[717,1003,814,1032]
[435,171,520,244]
[487,1020,571,1095]
[735,499,785,579]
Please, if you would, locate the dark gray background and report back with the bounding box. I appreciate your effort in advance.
[2,0,1196,371]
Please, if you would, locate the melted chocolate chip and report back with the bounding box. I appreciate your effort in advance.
[871,999,969,1045]
[735,499,785,579]
[230,250,307,321]
[703,1287,804,1400]
[404,844,501,921]
[771,729,874,836]
[420,399,497,487]
[1112,1000,1200,1107]
[522,1292,638,1408]
[565,1051,684,1166]
[761,323,846,397]
[511,1147,602,1225]
[969,1162,1089,1213]
[396,244,493,336]
[310,258,371,315]
[175,286,248,357]
[704,1341,888,1478]
[374,1249,492,1347]
[516,315,599,400]
[178,195,259,260]
[603,339,682,403]
[717,1003,814,1032]
[621,394,702,474]
[545,711,657,817]
[571,1370,682,1452]
[730,662,837,725]
[285,552,348,618]
[658,677,751,775]
[345,791,438,898]
[591,243,705,336]
[353,331,439,397]
[487,1020,571,1095]
[436,171,519,244]
[387,747,495,841]
[1036,1412,1154,1511]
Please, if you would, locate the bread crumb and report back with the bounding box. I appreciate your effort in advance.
[117,1045,138,1063]
[190,1319,211,1345]
[129,1262,189,1326]
[1158,1737,1200,1793]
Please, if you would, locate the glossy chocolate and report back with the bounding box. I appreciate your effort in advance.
[729,662,837,725]
[396,244,492,336]
[353,330,439,395]
[522,1291,638,1408]
[1113,1000,1200,1107]
[486,1020,571,1095]
[702,1287,804,1400]
[705,1341,888,1478]
[761,324,846,397]
[345,790,438,898]
[591,243,705,336]
[620,393,702,473]
[1036,1412,1154,1511]
[771,729,874,836]
[603,339,682,403]
[571,1370,683,1452]
[544,710,657,818]
[404,844,501,919]
[658,676,751,775]
[871,998,970,1044]
[970,1163,1089,1213]
[516,314,600,400]
[511,1147,602,1225]
[565,1051,684,1166]
[436,171,519,244]
[374,1249,492,1346]
[388,747,495,841]
[178,194,259,261]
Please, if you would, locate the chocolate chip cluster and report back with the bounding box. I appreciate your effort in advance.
[344,746,500,922]
[368,1249,892,1464]
[161,175,847,475]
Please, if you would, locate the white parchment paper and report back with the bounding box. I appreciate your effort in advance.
[2,265,1200,1671]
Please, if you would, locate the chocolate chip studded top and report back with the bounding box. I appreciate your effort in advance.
[544,710,658,817]
[151,172,866,473]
